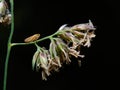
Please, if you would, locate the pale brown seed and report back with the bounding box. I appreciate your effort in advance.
[24,34,40,43]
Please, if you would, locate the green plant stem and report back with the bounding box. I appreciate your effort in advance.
[11,29,68,46]
[3,44,11,90]
[3,0,14,90]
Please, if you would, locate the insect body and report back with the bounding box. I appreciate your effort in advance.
[24,34,40,43]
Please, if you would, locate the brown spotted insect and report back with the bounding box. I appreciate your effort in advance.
[24,34,40,43]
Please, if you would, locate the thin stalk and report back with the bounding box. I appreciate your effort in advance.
[3,0,14,90]
[3,44,11,90]
[11,29,69,46]
[11,34,54,46]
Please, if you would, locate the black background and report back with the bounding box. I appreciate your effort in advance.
[0,0,119,90]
